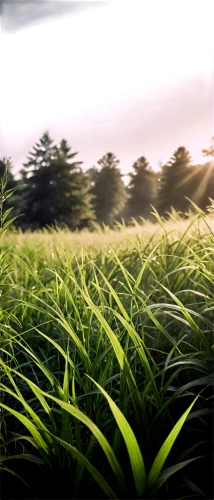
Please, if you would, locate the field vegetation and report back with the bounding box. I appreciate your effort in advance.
[0,177,213,500]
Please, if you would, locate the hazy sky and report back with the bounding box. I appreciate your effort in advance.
[1,0,214,177]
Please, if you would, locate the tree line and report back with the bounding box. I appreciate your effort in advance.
[1,133,214,230]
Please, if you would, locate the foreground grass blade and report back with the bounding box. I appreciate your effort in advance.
[60,351,71,442]
[0,403,50,459]
[8,370,126,491]
[88,376,146,497]
[48,433,118,499]
[62,270,143,414]
[151,456,203,494]
[147,396,199,489]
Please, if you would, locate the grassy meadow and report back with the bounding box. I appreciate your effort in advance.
[0,209,214,499]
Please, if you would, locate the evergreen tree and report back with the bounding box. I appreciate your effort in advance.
[90,152,128,226]
[192,137,214,211]
[23,131,55,171]
[87,166,99,187]
[126,156,157,221]
[158,147,192,214]
[22,133,95,230]
[188,162,214,211]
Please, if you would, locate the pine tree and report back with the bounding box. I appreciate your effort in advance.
[158,147,192,215]
[22,134,95,230]
[126,156,157,221]
[90,152,128,226]
[188,162,214,211]
[188,138,214,211]
[87,166,99,187]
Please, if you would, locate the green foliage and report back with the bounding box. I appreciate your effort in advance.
[21,133,95,230]
[127,156,158,221]
[158,146,193,214]
[90,152,128,226]
[158,144,214,216]
[0,208,213,499]
[3,136,214,230]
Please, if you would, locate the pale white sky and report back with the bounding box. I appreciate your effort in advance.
[1,0,214,176]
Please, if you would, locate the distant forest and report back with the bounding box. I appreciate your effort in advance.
[1,134,214,231]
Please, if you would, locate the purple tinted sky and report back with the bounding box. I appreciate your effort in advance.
[1,0,214,177]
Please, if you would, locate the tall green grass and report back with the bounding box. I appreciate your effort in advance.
[0,193,213,499]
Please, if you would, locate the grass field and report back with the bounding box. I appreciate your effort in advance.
[0,209,214,500]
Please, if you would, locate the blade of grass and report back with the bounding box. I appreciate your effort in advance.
[147,396,199,490]
[48,433,118,499]
[88,376,146,497]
